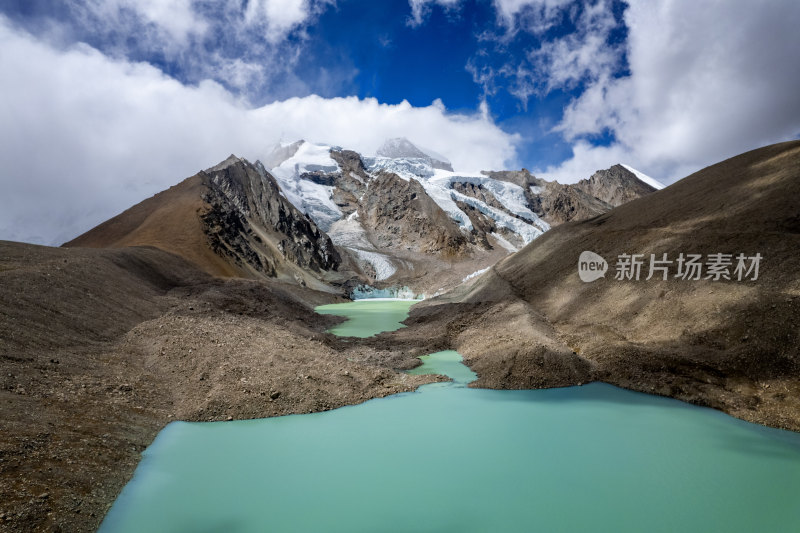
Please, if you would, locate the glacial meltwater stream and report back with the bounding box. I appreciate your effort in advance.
[101,299,800,532]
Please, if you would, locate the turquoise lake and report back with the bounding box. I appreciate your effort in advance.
[315,298,419,337]
[100,300,800,532]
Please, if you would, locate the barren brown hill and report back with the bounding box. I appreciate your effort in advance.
[64,156,344,291]
[402,140,800,431]
[0,241,436,532]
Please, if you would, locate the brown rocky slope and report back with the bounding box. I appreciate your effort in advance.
[64,156,343,291]
[0,241,436,532]
[401,140,800,431]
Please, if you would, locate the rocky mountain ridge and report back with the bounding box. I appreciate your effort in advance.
[266,138,660,293]
[66,137,661,297]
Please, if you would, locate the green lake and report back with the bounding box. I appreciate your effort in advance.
[100,299,800,532]
[315,298,419,337]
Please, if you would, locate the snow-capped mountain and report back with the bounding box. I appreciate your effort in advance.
[360,148,551,246]
[265,139,548,284]
[263,139,659,291]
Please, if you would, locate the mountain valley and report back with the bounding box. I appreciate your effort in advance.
[2,139,799,532]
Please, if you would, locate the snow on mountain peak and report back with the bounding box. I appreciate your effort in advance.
[376,137,430,159]
[376,137,453,171]
[621,164,666,190]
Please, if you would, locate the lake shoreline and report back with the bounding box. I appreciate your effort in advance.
[2,274,798,532]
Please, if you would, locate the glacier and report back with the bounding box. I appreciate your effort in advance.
[269,142,342,232]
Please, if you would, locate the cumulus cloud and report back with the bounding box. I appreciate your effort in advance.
[541,0,800,184]
[0,18,517,246]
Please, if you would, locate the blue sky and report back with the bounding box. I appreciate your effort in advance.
[1,0,799,244]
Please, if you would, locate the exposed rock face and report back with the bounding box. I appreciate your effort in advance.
[358,172,468,257]
[481,169,543,190]
[533,182,612,225]
[329,149,369,216]
[575,164,657,207]
[200,156,341,277]
[451,181,515,216]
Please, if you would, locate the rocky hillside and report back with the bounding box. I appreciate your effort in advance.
[401,140,800,431]
[65,156,344,291]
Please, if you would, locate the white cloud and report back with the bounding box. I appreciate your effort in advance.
[542,0,800,184]
[132,0,208,43]
[468,0,622,110]
[252,96,517,173]
[58,1,348,104]
[0,17,517,246]
[407,0,462,27]
[533,0,619,91]
[244,0,329,42]
[66,0,208,49]
[69,0,329,47]
[493,0,573,33]
[408,0,573,30]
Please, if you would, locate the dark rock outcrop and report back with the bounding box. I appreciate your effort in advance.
[358,172,468,257]
[575,164,657,207]
[201,156,341,276]
[533,183,612,225]
[329,149,369,216]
